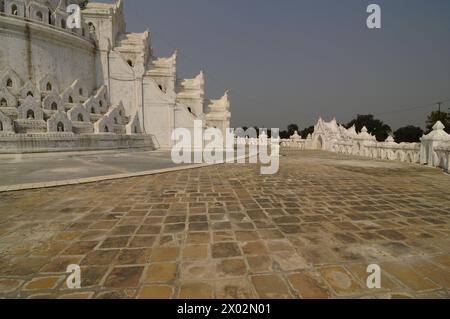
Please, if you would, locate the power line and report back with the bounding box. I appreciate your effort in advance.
[371,98,450,116]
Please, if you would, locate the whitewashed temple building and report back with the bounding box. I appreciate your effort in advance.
[0,0,231,152]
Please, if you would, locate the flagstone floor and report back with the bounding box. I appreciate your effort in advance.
[0,150,449,299]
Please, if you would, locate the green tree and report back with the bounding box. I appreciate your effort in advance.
[287,124,299,137]
[300,126,315,139]
[425,111,450,134]
[279,130,289,139]
[346,114,391,142]
[393,126,423,143]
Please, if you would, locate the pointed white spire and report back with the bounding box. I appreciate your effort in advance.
[422,121,450,141]
[433,121,445,131]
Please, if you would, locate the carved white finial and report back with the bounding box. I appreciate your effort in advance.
[433,121,445,131]
[422,120,450,141]
[170,50,178,64]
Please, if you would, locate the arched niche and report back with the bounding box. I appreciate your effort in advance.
[47,111,72,133]
[0,88,18,108]
[0,68,22,94]
[19,81,40,100]
[68,104,90,123]
[39,74,59,93]
[43,92,63,111]
[17,96,44,120]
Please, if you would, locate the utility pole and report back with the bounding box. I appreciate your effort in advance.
[436,101,443,116]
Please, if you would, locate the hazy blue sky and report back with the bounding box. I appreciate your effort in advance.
[96,0,450,130]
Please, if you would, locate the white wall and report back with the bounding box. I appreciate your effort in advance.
[0,15,96,94]
[108,51,136,115]
[142,77,174,148]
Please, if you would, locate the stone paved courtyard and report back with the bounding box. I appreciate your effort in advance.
[0,150,449,299]
[0,150,187,187]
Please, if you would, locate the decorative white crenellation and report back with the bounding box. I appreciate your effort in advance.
[205,90,231,136]
[176,71,205,117]
[280,131,306,149]
[281,118,450,173]
[146,51,178,99]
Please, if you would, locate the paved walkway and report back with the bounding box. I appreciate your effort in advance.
[0,149,251,192]
[0,150,188,188]
[0,150,449,299]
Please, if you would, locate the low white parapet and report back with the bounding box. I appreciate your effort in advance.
[280,138,305,149]
[435,142,450,173]
[280,131,306,150]
[362,140,421,163]
[280,120,450,174]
